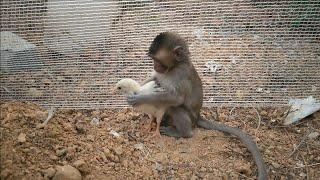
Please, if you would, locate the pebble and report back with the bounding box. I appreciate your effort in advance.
[63,123,73,131]
[90,118,100,126]
[3,160,13,166]
[104,148,113,161]
[200,167,207,172]
[67,147,77,155]
[153,162,163,172]
[56,149,67,157]
[308,132,319,140]
[113,147,123,156]
[87,135,94,142]
[113,155,120,163]
[272,162,281,169]
[121,160,128,168]
[0,168,12,179]
[53,165,82,180]
[75,122,86,134]
[73,160,90,175]
[50,155,59,161]
[18,133,26,143]
[36,123,46,129]
[260,110,268,116]
[92,111,100,117]
[235,164,252,176]
[190,175,197,180]
[103,147,111,155]
[154,152,168,163]
[133,143,144,150]
[43,167,56,178]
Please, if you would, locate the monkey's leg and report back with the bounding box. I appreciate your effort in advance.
[160,107,193,138]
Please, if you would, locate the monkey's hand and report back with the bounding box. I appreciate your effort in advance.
[127,86,184,107]
[126,92,151,106]
[126,94,139,106]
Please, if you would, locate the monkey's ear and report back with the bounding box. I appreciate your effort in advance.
[173,46,183,61]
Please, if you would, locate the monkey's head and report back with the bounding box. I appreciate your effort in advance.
[148,32,190,73]
[114,78,140,95]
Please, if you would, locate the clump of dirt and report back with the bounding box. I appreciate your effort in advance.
[0,101,319,179]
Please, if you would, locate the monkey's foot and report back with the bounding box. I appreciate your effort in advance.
[159,126,181,138]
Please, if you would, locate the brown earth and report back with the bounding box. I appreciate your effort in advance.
[0,101,319,180]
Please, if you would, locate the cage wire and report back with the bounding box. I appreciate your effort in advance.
[0,0,319,109]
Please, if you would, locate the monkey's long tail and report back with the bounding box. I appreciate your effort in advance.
[197,117,268,180]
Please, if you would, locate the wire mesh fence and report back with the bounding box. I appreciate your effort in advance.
[1,0,319,108]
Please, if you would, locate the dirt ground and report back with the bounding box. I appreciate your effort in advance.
[0,101,319,180]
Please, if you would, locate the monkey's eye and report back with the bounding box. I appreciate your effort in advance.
[117,87,121,90]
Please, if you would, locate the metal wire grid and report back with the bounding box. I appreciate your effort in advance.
[0,0,319,108]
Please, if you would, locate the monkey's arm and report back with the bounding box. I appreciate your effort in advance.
[127,86,184,106]
[141,76,156,86]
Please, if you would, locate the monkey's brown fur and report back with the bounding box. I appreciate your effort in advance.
[127,32,268,180]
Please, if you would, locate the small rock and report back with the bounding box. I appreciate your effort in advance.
[18,133,26,143]
[103,147,111,155]
[87,135,94,142]
[50,155,59,161]
[63,123,73,132]
[0,168,12,179]
[190,175,197,180]
[154,153,168,163]
[121,160,128,168]
[131,115,139,120]
[75,122,86,134]
[3,160,13,166]
[86,144,93,152]
[90,118,100,126]
[308,132,319,140]
[73,160,85,168]
[56,149,67,157]
[99,153,107,162]
[113,147,123,156]
[104,149,113,161]
[133,143,144,150]
[92,111,100,117]
[109,130,120,138]
[272,162,281,169]
[73,160,90,175]
[200,167,206,172]
[299,172,307,177]
[67,147,77,155]
[153,162,163,172]
[43,167,56,178]
[36,123,46,129]
[113,156,120,163]
[235,164,252,177]
[53,165,82,180]
[260,110,268,116]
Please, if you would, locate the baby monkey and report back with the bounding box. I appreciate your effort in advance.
[127,32,268,180]
[114,78,168,139]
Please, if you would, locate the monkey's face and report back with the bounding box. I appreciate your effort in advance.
[150,48,176,73]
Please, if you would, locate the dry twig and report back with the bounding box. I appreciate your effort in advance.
[294,162,320,169]
[43,107,55,125]
[289,131,310,157]
[301,154,310,180]
[251,105,261,137]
